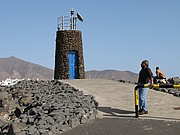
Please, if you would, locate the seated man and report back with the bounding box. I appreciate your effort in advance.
[154,67,167,84]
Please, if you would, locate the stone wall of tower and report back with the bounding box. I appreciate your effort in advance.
[54,30,85,79]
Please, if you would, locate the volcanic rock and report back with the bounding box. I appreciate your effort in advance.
[0,80,98,134]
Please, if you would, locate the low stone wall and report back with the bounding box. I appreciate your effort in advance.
[153,88,180,97]
[116,78,180,98]
[153,77,180,97]
[0,80,98,134]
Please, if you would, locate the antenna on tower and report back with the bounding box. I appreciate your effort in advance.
[70,8,74,30]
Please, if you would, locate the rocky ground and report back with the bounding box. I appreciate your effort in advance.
[0,80,98,135]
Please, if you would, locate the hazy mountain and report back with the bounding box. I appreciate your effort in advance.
[0,56,53,81]
[0,56,138,82]
[85,70,138,82]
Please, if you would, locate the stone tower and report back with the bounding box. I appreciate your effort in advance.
[54,9,85,80]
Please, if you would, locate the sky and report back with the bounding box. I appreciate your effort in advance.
[0,0,180,78]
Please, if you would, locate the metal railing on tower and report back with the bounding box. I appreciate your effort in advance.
[57,8,83,31]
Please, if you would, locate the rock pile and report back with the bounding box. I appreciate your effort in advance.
[155,87,180,97]
[116,77,180,98]
[116,79,136,84]
[167,77,180,85]
[0,80,98,135]
[155,77,180,97]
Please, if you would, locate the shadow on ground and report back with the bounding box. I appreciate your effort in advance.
[99,107,180,121]
[98,107,135,118]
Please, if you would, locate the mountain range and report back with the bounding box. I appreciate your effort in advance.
[0,56,53,81]
[85,70,138,82]
[0,56,138,82]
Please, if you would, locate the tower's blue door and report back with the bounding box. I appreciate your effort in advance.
[68,51,78,79]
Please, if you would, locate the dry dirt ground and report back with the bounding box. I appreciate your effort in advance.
[61,79,180,135]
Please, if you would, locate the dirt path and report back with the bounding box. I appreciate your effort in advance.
[62,79,180,121]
